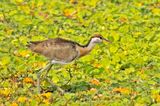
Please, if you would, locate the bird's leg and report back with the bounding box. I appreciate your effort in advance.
[45,77,64,95]
[42,63,65,95]
[37,62,52,94]
[43,64,53,79]
[64,69,73,85]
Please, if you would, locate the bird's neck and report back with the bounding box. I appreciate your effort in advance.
[85,41,96,51]
[77,40,96,57]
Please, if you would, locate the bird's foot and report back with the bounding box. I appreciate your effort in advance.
[45,77,65,96]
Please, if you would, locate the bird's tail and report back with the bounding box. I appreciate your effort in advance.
[26,41,33,49]
[26,41,40,50]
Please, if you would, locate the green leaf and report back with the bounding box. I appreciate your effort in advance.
[0,56,10,66]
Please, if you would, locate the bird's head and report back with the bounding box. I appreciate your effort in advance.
[90,34,111,44]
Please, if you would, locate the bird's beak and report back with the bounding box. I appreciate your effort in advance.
[103,38,112,43]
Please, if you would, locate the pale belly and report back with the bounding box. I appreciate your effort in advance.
[51,60,70,64]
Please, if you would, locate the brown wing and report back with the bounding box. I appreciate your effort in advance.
[28,38,78,62]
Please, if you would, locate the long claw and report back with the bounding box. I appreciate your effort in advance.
[45,77,65,95]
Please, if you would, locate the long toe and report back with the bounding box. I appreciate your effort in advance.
[45,77,65,95]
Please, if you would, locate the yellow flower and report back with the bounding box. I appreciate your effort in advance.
[23,77,34,84]
[0,88,11,97]
[90,78,100,85]
[113,87,130,94]
[11,102,18,106]
[69,0,77,4]
[153,94,160,103]
[94,64,101,68]
[43,99,50,104]
[89,88,97,93]
[41,92,52,99]
[33,62,46,68]
[18,50,30,58]
[63,8,77,18]
[17,96,27,103]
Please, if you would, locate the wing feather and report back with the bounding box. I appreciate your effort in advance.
[28,38,78,62]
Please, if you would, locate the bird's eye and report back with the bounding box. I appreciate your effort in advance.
[99,37,102,39]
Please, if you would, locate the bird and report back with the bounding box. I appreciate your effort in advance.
[27,34,111,95]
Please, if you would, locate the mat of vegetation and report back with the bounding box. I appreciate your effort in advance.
[0,0,160,105]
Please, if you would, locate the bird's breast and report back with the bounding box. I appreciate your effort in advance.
[76,46,91,57]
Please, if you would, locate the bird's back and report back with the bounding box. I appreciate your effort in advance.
[28,38,79,63]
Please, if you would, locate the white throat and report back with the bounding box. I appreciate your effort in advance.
[85,37,101,51]
[87,39,97,50]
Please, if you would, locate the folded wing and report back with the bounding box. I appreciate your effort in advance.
[27,38,78,63]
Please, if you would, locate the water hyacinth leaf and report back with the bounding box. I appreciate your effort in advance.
[109,44,119,53]
[111,31,120,41]
[19,36,28,45]
[0,0,160,105]
[0,56,10,66]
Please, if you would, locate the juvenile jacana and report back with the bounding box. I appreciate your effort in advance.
[27,34,111,95]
